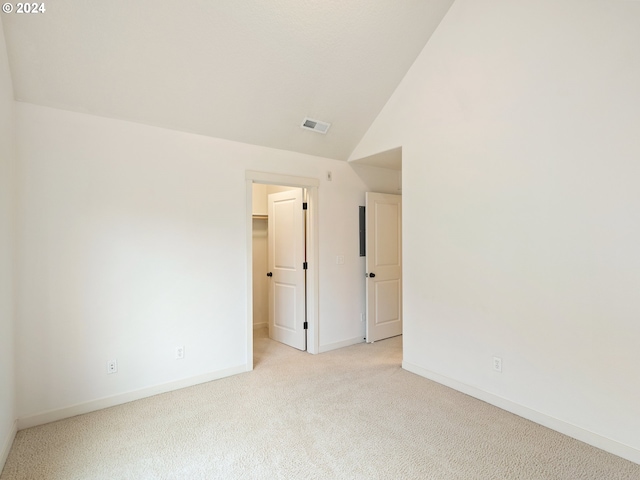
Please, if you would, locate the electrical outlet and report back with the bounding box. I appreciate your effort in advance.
[493,356,502,373]
[107,359,118,374]
[176,346,185,360]
[336,255,345,265]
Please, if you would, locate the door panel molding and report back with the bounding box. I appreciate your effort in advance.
[366,192,402,343]
[245,172,319,369]
[268,189,306,350]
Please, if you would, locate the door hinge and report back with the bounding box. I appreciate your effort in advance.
[303,202,308,210]
[303,262,308,270]
[304,322,308,329]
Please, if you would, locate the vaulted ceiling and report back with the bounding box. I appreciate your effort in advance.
[1,1,453,160]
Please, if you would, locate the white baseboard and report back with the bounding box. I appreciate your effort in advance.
[17,364,250,430]
[402,361,640,466]
[319,336,364,353]
[0,420,17,474]
[253,322,268,330]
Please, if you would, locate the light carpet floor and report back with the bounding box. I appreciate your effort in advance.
[2,329,639,479]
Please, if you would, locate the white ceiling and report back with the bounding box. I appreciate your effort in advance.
[1,1,453,160]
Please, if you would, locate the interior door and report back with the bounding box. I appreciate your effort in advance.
[267,189,306,350]
[366,192,402,343]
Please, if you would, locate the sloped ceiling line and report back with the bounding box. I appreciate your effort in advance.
[1,0,454,160]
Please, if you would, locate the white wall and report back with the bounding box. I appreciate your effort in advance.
[0,20,17,470]
[251,183,268,328]
[252,217,268,328]
[266,185,298,196]
[251,183,268,216]
[14,102,398,424]
[351,0,640,462]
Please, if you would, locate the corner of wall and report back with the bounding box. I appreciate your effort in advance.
[0,13,18,476]
[0,419,17,474]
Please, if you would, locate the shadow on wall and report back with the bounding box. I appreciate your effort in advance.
[349,146,402,194]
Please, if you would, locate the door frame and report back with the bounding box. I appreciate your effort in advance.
[245,171,320,367]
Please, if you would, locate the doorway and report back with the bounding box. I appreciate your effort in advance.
[253,185,306,350]
[245,171,319,370]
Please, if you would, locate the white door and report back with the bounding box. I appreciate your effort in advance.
[267,189,306,350]
[366,192,402,342]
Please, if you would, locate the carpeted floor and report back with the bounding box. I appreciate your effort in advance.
[1,328,639,479]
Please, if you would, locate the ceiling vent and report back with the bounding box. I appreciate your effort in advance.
[301,117,331,134]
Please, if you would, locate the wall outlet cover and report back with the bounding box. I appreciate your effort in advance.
[107,359,118,374]
[493,356,502,373]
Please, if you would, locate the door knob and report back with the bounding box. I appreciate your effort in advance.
[266,272,273,277]
[368,273,376,278]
